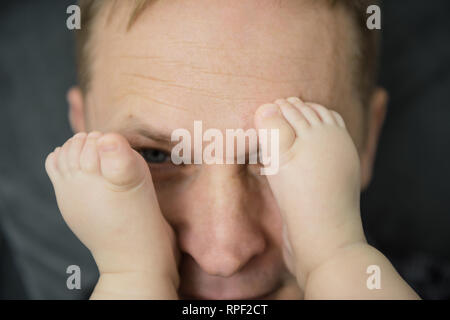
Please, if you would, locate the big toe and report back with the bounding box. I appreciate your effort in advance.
[97,133,149,189]
[254,103,296,156]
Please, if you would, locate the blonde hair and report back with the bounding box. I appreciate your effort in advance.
[75,0,381,105]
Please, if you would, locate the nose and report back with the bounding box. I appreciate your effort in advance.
[177,165,267,277]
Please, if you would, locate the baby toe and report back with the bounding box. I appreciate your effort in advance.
[331,111,347,128]
[286,97,321,126]
[57,139,72,176]
[254,103,297,157]
[306,103,336,125]
[276,98,310,133]
[68,132,88,172]
[45,150,60,182]
[97,133,149,189]
[79,131,102,174]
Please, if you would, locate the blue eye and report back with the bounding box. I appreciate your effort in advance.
[138,148,171,164]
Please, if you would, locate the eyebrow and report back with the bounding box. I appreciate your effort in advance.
[120,117,174,144]
[136,127,173,144]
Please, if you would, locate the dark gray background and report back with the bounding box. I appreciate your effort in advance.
[1,0,449,299]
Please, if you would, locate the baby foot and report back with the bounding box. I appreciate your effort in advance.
[45,132,178,279]
[255,97,366,281]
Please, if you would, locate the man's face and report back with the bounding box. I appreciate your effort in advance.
[82,0,366,299]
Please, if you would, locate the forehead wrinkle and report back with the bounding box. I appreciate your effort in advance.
[121,72,240,102]
[187,65,311,85]
[112,74,268,129]
[114,86,189,112]
[121,71,307,107]
[119,52,307,84]
[178,47,322,85]
[164,35,324,67]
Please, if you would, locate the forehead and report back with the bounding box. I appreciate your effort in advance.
[88,0,357,134]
